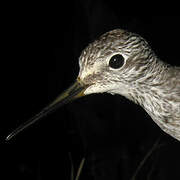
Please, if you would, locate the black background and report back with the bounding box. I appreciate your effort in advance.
[2,2,180,180]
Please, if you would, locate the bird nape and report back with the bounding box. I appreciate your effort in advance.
[6,29,180,141]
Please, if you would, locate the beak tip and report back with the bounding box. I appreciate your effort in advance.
[5,135,11,141]
[4,80,88,141]
[6,131,15,141]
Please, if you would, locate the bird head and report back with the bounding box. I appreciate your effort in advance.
[78,29,156,99]
[6,29,157,140]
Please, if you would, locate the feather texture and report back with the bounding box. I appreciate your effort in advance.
[78,29,180,141]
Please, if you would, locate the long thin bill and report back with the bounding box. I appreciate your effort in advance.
[6,79,88,141]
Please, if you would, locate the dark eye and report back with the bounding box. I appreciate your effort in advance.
[109,54,124,69]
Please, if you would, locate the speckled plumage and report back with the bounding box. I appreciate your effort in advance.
[78,29,180,141]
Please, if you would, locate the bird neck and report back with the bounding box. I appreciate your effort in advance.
[126,57,173,117]
[138,57,171,86]
[128,57,170,103]
[127,58,179,133]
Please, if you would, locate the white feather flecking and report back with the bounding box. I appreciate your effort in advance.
[78,29,180,141]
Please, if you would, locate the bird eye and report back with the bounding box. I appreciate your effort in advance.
[109,54,124,69]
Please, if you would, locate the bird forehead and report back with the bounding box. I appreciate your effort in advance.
[78,29,151,80]
[79,29,130,66]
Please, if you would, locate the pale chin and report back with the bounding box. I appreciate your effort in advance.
[84,83,128,97]
[84,84,107,95]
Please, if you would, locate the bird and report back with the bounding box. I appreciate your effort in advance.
[6,29,180,142]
